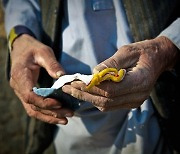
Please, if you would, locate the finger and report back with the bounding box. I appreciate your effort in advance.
[13,86,62,110]
[70,81,87,91]
[62,84,105,105]
[62,85,149,109]
[70,81,109,97]
[96,92,149,111]
[71,68,152,97]
[10,70,62,110]
[10,64,64,110]
[27,92,62,109]
[31,105,74,118]
[96,102,138,112]
[23,103,68,125]
[34,46,65,78]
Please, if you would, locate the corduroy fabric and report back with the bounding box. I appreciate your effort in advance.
[122,0,180,41]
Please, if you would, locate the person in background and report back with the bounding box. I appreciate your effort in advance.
[2,0,180,154]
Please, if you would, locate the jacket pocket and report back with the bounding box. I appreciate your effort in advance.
[92,0,114,11]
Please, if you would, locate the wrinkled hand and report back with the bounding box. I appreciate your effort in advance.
[62,36,179,111]
[10,34,74,124]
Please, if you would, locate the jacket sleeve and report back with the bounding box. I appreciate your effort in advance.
[159,18,180,50]
[2,0,42,40]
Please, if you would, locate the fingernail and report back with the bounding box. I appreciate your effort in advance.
[58,120,66,124]
[56,71,63,78]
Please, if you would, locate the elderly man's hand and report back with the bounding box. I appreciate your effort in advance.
[62,36,179,111]
[10,34,74,124]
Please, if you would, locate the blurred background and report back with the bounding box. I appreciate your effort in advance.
[0,3,26,154]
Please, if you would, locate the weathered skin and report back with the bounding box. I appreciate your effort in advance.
[10,34,179,123]
[62,36,179,111]
[10,34,74,125]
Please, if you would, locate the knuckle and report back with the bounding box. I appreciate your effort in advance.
[39,45,53,53]
[95,97,105,106]
[40,102,47,109]
[108,57,119,68]
[24,92,37,105]
[33,112,39,119]
[49,61,59,71]
[98,106,111,112]
[9,78,15,89]
[45,119,54,124]
[26,109,35,117]
[119,45,130,51]
[98,107,105,112]
[23,93,31,104]
[72,89,83,100]
[104,85,116,98]
[100,107,108,112]
[104,91,111,98]
[97,97,111,108]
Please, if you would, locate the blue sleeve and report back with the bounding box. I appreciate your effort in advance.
[2,0,42,40]
[159,18,180,50]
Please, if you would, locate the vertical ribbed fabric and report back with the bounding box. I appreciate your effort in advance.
[122,0,179,41]
[25,1,61,154]
[40,0,61,42]
[122,1,180,152]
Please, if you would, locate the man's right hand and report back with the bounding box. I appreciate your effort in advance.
[10,34,74,124]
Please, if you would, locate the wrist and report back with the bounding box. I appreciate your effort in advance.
[8,25,36,52]
[154,36,179,72]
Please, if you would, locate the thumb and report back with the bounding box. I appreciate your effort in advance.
[93,55,119,74]
[35,47,65,78]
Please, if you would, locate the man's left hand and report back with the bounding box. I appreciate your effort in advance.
[62,36,179,111]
